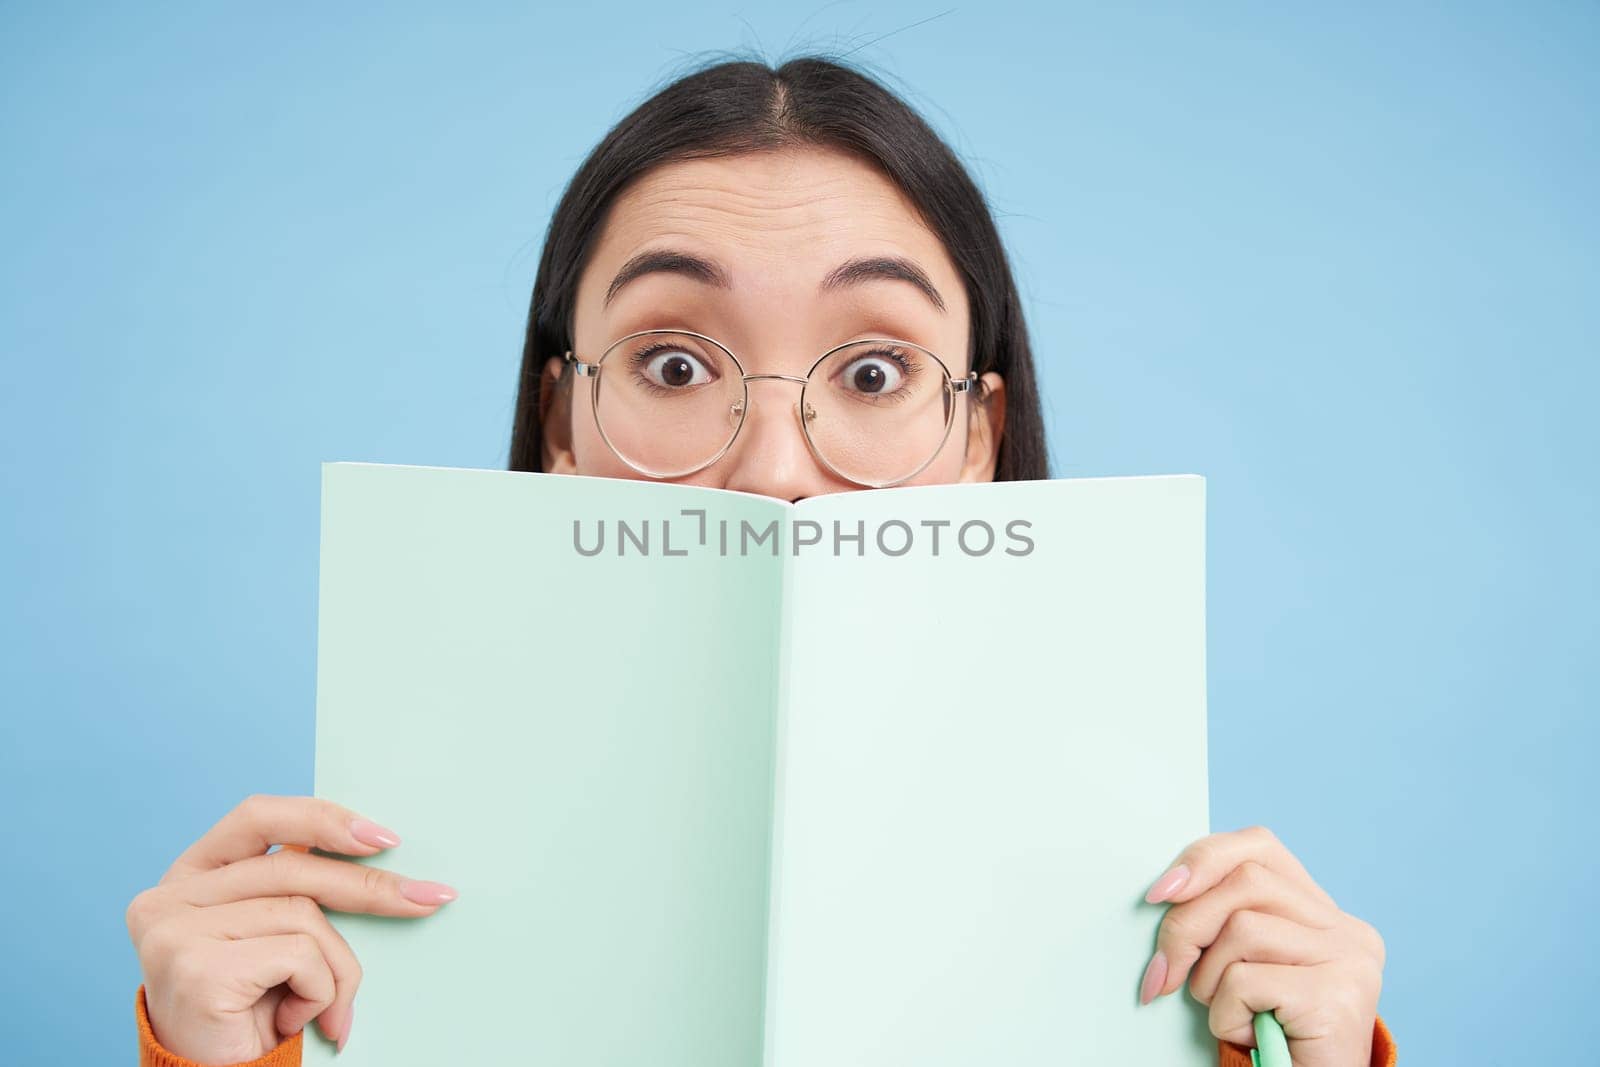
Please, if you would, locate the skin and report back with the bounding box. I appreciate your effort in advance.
[539,146,1004,495]
[127,147,1384,1066]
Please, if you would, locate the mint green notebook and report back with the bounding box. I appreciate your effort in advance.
[307,463,1214,1064]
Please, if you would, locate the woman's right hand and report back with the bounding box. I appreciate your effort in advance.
[126,794,458,1065]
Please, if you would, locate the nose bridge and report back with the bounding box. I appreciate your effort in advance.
[709,370,848,499]
[731,372,810,425]
[721,371,815,477]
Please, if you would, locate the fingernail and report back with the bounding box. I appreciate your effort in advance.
[399,879,459,905]
[1145,864,1190,904]
[337,1002,354,1054]
[349,818,402,849]
[1139,950,1168,1005]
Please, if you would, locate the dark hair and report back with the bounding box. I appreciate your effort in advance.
[508,54,1049,481]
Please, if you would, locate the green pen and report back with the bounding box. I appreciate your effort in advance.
[1250,1011,1291,1067]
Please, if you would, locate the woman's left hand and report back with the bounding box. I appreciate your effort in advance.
[1139,825,1386,1067]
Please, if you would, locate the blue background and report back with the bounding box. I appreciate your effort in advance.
[2,3,1595,1063]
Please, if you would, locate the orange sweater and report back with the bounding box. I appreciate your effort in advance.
[136,985,1395,1066]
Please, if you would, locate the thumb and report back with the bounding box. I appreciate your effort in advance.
[1207,962,1319,1050]
[275,989,322,1039]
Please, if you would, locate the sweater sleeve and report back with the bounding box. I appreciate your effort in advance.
[137,986,302,1067]
[139,982,1395,1067]
[1217,1015,1396,1067]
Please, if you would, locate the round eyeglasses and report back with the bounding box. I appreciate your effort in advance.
[563,329,979,489]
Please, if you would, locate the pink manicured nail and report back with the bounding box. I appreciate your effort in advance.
[399,879,459,905]
[349,818,402,849]
[1145,864,1190,904]
[337,1002,354,1054]
[1139,950,1168,1005]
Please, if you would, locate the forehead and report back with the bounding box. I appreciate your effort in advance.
[581,147,967,315]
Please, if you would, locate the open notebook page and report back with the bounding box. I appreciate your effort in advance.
[309,464,1211,1064]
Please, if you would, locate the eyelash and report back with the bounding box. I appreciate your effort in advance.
[846,346,921,405]
[623,340,924,401]
[626,341,715,396]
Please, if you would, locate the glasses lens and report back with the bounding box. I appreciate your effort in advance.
[802,341,956,487]
[595,331,742,476]
[594,332,745,478]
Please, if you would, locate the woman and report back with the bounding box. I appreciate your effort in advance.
[127,56,1393,1067]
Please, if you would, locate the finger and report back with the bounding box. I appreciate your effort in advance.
[163,795,402,882]
[1145,825,1336,909]
[1207,961,1320,1048]
[1151,860,1337,998]
[189,896,362,1048]
[220,933,337,1040]
[172,848,458,916]
[1187,910,1338,1005]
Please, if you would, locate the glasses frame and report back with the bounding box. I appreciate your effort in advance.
[563,328,979,489]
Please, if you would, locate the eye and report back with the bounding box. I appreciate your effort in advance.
[838,352,907,395]
[638,346,715,389]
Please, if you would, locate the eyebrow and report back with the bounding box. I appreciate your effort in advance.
[603,248,947,313]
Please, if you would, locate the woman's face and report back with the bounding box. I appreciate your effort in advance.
[541,146,1006,502]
